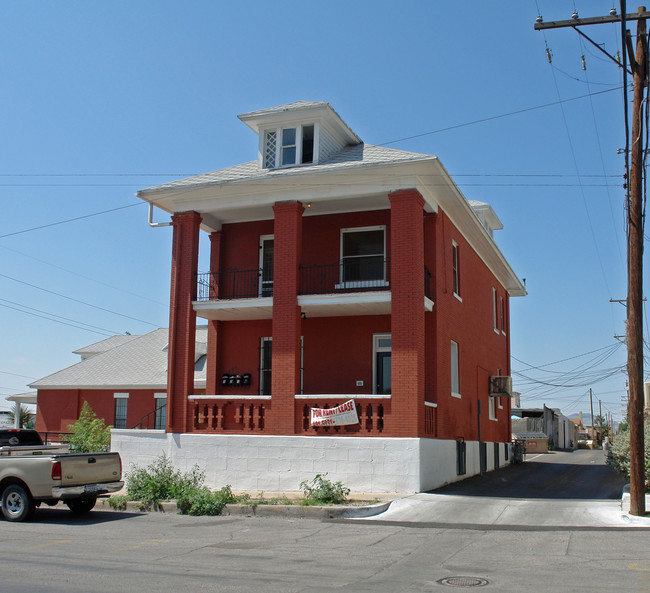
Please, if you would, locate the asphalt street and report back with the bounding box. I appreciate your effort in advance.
[3,509,650,593]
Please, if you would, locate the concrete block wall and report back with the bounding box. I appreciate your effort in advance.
[111,431,511,494]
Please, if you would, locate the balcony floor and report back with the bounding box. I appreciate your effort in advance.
[194,292,433,321]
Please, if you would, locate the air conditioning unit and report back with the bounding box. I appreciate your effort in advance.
[489,375,512,397]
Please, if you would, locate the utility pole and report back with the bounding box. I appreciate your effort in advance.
[627,7,647,517]
[535,5,647,515]
[590,388,595,439]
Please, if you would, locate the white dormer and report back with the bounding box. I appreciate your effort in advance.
[468,200,503,239]
[238,101,362,170]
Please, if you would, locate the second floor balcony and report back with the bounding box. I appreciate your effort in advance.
[195,260,433,320]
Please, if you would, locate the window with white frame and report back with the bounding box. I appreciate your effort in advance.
[263,124,315,169]
[154,393,166,430]
[114,393,128,429]
[500,296,506,335]
[451,340,460,398]
[452,241,461,299]
[492,287,498,333]
[259,338,272,396]
[488,396,497,420]
[339,226,387,287]
[259,336,303,395]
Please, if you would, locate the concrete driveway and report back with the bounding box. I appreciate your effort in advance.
[359,449,650,529]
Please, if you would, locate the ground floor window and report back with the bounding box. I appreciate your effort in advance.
[456,440,466,475]
[154,393,166,430]
[260,338,272,395]
[494,442,500,469]
[114,393,128,429]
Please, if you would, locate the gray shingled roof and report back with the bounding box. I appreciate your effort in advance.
[139,144,433,194]
[30,327,207,389]
[72,334,139,358]
[238,100,330,117]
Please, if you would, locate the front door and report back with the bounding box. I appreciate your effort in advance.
[373,334,391,395]
[376,351,391,395]
[259,235,274,297]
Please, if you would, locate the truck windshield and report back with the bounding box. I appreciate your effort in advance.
[0,430,44,446]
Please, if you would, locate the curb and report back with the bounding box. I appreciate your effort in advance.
[95,498,391,520]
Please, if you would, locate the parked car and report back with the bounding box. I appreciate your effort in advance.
[0,429,122,522]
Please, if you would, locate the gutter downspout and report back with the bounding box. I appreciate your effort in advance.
[148,202,172,228]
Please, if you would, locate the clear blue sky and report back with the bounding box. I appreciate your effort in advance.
[0,1,639,422]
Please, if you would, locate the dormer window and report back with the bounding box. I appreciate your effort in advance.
[263,124,315,169]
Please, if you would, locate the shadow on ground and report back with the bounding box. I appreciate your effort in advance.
[430,450,627,501]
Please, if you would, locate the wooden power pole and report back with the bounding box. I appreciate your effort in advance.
[627,7,646,517]
[536,6,648,515]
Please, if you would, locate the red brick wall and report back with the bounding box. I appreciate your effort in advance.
[302,316,390,394]
[270,202,304,434]
[215,319,272,395]
[389,189,425,437]
[167,210,202,433]
[431,210,511,443]
[35,388,163,433]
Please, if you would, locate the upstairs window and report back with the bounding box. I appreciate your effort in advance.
[452,241,461,299]
[263,124,315,169]
[339,226,387,287]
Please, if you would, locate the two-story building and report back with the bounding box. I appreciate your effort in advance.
[81,101,526,493]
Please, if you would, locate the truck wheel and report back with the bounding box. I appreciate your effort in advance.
[1,484,35,522]
[66,497,97,515]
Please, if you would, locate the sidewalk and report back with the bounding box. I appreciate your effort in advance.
[347,487,650,529]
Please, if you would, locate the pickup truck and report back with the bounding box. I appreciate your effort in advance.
[0,429,123,522]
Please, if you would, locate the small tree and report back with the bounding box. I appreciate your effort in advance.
[62,401,112,453]
[8,403,35,429]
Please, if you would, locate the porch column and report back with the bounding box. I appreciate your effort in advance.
[206,230,223,396]
[389,189,426,437]
[167,210,202,434]
[271,201,304,434]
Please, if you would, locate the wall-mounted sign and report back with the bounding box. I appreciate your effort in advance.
[310,399,359,427]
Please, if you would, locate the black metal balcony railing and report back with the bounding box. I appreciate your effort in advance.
[197,261,432,301]
[299,259,390,296]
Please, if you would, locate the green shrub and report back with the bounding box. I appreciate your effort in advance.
[62,401,112,453]
[125,455,204,509]
[606,420,650,490]
[176,485,238,516]
[300,473,350,505]
[108,495,128,511]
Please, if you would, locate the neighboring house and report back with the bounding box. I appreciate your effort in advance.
[0,411,12,428]
[32,328,207,432]
[512,406,578,451]
[48,101,527,493]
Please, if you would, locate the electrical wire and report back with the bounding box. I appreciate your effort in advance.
[0,272,160,328]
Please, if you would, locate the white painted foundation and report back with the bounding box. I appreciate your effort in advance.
[111,430,511,494]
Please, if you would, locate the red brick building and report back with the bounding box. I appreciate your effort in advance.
[42,102,526,492]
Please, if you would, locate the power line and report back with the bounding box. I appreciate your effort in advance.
[378,87,622,146]
[0,297,121,335]
[0,203,142,239]
[0,272,160,328]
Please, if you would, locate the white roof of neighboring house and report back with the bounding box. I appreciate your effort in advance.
[6,391,38,405]
[72,334,140,359]
[30,327,207,390]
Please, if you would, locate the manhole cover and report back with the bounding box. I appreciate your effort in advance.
[437,576,489,587]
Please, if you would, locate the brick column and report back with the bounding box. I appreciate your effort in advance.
[389,189,426,438]
[271,201,304,434]
[206,231,223,396]
[167,210,202,434]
